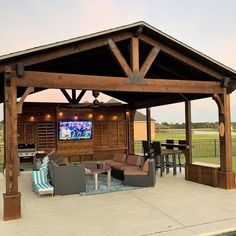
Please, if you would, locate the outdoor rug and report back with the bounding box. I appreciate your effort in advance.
[80,174,141,196]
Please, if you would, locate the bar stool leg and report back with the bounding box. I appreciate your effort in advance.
[178,154,181,172]
[173,154,177,175]
[166,155,170,174]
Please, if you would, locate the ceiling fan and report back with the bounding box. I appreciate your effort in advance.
[67,91,124,108]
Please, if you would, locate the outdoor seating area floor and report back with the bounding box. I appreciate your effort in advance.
[1,170,236,235]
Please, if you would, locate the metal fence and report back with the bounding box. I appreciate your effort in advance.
[134,139,236,158]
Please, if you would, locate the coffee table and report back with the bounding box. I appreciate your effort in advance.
[85,163,111,190]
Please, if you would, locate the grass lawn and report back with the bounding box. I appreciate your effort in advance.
[156,132,236,141]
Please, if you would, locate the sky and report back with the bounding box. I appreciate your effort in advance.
[1,0,236,123]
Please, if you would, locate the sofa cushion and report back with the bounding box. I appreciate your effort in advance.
[142,159,150,172]
[113,153,126,162]
[109,161,127,170]
[126,155,141,166]
[124,169,148,176]
[49,153,69,166]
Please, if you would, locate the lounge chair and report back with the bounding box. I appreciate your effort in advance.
[32,156,54,196]
[32,170,54,196]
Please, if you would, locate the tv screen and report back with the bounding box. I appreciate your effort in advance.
[59,121,92,140]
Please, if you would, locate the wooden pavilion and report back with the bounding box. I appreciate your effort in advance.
[1,21,236,220]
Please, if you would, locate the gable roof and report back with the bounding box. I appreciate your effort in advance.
[1,21,235,106]
[134,111,156,122]
[1,21,235,76]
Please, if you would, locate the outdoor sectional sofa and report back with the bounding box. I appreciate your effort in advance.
[107,153,156,187]
[48,154,86,195]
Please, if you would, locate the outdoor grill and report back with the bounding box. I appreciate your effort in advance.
[18,143,36,157]
[18,144,36,168]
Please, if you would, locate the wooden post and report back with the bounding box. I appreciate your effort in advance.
[127,110,135,154]
[146,107,151,143]
[3,66,21,220]
[130,37,139,78]
[184,100,193,181]
[214,92,235,189]
[185,100,192,164]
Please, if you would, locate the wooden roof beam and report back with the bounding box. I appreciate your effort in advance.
[139,34,224,80]
[108,38,132,77]
[15,70,224,94]
[130,95,186,109]
[140,46,160,78]
[0,32,133,73]
[72,89,76,104]
[130,37,139,73]
[60,89,73,103]
[76,90,86,103]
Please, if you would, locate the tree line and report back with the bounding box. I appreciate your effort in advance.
[157,122,236,129]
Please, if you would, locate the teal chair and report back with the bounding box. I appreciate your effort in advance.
[32,155,54,196]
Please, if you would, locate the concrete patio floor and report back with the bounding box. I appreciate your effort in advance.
[1,170,236,236]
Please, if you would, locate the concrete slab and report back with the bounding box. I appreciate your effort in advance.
[0,170,236,236]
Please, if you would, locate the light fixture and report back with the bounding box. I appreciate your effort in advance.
[74,116,78,120]
[16,63,24,77]
[59,112,63,117]
[113,115,117,120]
[88,113,93,118]
[30,116,34,121]
[46,114,51,119]
[100,115,104,119]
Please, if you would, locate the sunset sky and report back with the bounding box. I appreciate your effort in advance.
[1,0,236,122]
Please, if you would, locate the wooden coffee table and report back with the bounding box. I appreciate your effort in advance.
[85,163,111,190]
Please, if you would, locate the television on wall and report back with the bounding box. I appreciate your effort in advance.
[58,121,92,141]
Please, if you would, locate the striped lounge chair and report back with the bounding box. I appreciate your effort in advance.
[32,156,54,196]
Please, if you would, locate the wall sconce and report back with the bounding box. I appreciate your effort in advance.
[30,116,35,121]
[100,115,104,119]
[58,112,63,117]
[46,114,51,119]
[88,113,93,119]
[113,115,117,120]
[74,116,78,120]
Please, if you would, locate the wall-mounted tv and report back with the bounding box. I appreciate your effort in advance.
[58,121,92,140]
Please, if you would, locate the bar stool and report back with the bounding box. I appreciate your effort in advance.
[152,141,164,176]
[165,139,174,173]
[142,140,153,161]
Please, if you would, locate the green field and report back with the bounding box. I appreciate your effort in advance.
[155,132,236,141]
[0,130,3,143]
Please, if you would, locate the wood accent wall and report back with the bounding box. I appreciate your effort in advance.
[17,103,128,161]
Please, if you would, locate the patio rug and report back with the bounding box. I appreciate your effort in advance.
[80,174,141,196]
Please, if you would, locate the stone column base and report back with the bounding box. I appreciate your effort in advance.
[217,171,236,189]
[3,192,21,221]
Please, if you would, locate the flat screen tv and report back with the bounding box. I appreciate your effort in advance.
[58,121,92,140]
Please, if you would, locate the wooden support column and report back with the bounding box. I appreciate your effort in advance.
[146,107,151,143]
[130,37,139,78]
[213,92,236,189]
[127,110,135,154]
[3,66,21,220]
[185,100,192,164]
[184,100,193,181]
